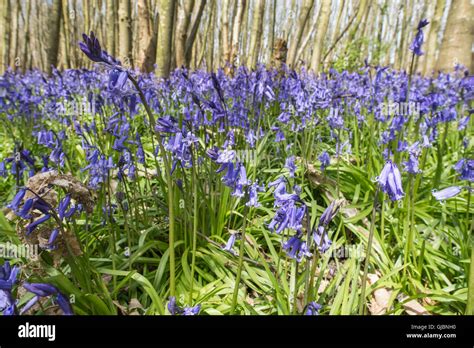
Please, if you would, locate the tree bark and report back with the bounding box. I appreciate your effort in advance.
[118,0,132,67]
[185,0,207,65]
[156,0,176,77]
[248,0,265,69]
[46,0,62,73]
[229,0,246,67]
[287,0,313,68]
[436,0,473,73]
[136,0,156,71]
[175,0,194,68]
[106,0,116,59]
[221,0,230,65]
[310,0,331,73]
[8,0,18,69]
[0,0,7,72]
[61,0,71,68]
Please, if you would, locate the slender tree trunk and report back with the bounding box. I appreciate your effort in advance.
[198,0,214,69]
[401,0,414,70]
[106,0,116,59]
[241,0,250,59]
[0,0,7,72]
[175,0,194,68]
[248,0,265,69]
[8,0,18,69]
[118,0,132,67]
[287,0,313,68]
[421,0,445,75]
[156,0,176,77]
[328,0,346,62]
[267,0,276,64]
[46,0,62,73]
[221,0,230,65]
[295,3,318,66]
[83,0,90,32]
[185,0,207,65]
[436,0,473,73]
[229,0,246,67]
[61,0,71,68]
[136,0,155,71]
[310,0,331,73]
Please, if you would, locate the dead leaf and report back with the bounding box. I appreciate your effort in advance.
[367,273,392,315]
[401,296,431,315]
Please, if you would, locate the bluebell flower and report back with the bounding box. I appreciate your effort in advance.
[458,116,470,130]
[305,302,322,315]
[403,153,421,174]
[282,233,311,262]
[44,229,59,251]
[454,159,474,182]
[182,304,201,316]
[246,182,264,207]
[313,226,332,253]
[21,282,73,315]
[216,149,236,164]
[432,186,462,201]
[7,188,26,211]
[0,161,6,177]
[222,233,237,254]
[0,261,19,314]
[17,198,34,219]
[108,67,128,91]
[268,208,290,234]
[285,156,296,177]
[376,161,404,201]
[319,151,330,171]
[25,214,51,235]
[79,32,128,92]
[167,296,201,316]
[155,116,179,133]
[58,194,71,220]
[409,19,429,56]
[319,201,339,226]
[79,31,121,66]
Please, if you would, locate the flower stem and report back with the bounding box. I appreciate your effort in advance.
[359,188,380,315]
[127,73,176,296]
[230,203,249,315]
[466,185,474,314]
[189,150,199,305]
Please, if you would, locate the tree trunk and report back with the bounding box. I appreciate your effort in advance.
[106,0,116,59]
[229,0,246,67]
[8,0,18,69]
[221,0,230,65]
[185,0,207,65]
[118,0,132,67]
[248,0,265,69]
[421,0,444,75]
[0,0,7,72]
[46,0,62,73]
[241,0,250,58]
[436,0,473,73]
[61,0,71,68]
[156,0,176,77]
[267,0,276,64]
[287,0,313,68]
[329,0,346,62]
[175,0,194,68]
[310,0,331,73]
[136,0,155,71]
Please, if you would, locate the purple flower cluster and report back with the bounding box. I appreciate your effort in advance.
[168,296,200,316]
